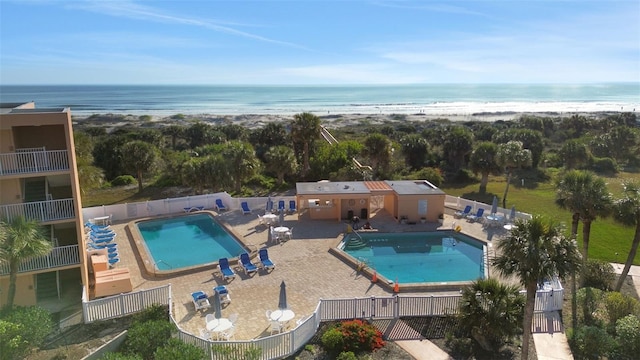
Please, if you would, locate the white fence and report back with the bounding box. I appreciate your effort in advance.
[445,195,532,221]
[0,244,80,275]
[82,284,171,323]
[82,193,297,224]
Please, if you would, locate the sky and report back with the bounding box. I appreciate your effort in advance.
[1,0,639,85]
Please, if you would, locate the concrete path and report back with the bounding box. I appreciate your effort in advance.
[532,311,573,360]
[396,340,453,360]
[610,262,640,296]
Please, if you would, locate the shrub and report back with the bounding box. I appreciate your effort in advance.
[580,259,615,291]
[569,325,613,360]
[452,168,476,183]
[321,327,345,354]
[604,292,640,328]
[0,320,29,360]
[122,320,174,360]
[412,167,444,187]
[590,157,618,175]
[0,305,54,360]
[132,304,168,324]
[577,287,605,326]
[154,338,206,360]
[336,351,357,360]
[336,319,385,353]
[111,175,137,186]
[614,315,640,359]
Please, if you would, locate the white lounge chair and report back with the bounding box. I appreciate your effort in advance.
[191,291,210,311]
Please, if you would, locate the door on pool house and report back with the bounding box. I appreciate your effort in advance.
[418,200,427,219]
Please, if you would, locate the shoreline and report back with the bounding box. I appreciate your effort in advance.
[73,110,631,130]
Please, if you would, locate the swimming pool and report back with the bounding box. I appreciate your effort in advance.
[341,231,486,285]
[135,213,246,272]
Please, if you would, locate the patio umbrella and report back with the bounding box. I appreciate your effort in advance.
[266,197,273,212]
[278,211,284,224]
[510,205,517,221]
[278,280,288,310]
[491,196,498,215]
[213,288,223,319]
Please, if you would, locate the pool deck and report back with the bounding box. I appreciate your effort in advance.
[103,207,514,341]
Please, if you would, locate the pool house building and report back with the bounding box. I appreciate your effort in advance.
[295,180,446,223]
[0,102,88,307]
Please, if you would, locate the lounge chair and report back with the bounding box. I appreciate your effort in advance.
[218,258,236,281]
[214,285,231,305]
[241,201,251,214]
[277,200,285,213]
[258,248,275,271]
[466,208,485,222]
[239,253,258,275]
[191,291,210,311]
[108,257,120,267]
[215,199,227,211]
[454,205,472,219]
[288,200,296,214]
[270,320,282,334]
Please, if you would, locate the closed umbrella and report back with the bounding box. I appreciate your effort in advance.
[213,288,223,319]
[510,205,517,221]
[266,197,273,212]
[491,196,498,215]
[278,280,288,310]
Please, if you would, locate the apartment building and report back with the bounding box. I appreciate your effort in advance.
[0,102,87,308]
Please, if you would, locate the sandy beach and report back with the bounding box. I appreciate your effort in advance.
[73,110,625,130]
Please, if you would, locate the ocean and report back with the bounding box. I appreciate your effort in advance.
[0,84,638,117]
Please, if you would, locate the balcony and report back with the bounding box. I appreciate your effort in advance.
[0,150,70,177]
[0,198,76,223]
[0,245,80,275]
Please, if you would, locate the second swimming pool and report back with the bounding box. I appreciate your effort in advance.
[342,231,486,284]
[135,213,246,271]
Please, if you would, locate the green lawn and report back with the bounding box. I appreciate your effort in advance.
[440,173,640,266]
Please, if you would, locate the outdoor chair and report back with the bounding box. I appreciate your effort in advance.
[258,248,275,271]
[191,291,210,311]
[270,320,283,334]
[277,200,286,213]
[199,328,212,341]
[466,208,485,222]
[228,313,239,325]
[222,325,235,340]
[239,253,258,275]
[215,199,227,211]
[288,200,296,214]
[214,285,231,304]
[454,205,472,219]
[241,201,252,214]
[218,258,236,281]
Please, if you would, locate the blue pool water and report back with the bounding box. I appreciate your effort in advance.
[343,231,485,284]
[136,213,246,271]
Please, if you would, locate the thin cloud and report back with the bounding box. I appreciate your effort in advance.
[68,0,310,50]
[373,1,488,17]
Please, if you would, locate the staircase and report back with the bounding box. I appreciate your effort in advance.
[320,126,373,179]
[36,271,59,300]
[24,177,47,202]
[344,235,368,250]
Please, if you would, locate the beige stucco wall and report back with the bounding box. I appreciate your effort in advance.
[395,193,446,222]
[0,179,22,205]
[0,274,36,307]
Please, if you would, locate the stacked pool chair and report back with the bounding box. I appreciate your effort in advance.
[85,222,120,267]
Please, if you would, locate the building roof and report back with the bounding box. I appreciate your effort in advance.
[384,180,446,195]
[296,181,370,196]
[364,181,393,192]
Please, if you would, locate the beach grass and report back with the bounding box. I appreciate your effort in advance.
[440,171,640,266]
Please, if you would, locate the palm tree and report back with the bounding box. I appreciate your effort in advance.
[469,141,501,194]
[362,133,392,177]
[555,170,612,260]
[493,215,581,360]
[612,181,640,292]
[121,140,160,193]
[399,133,429,170]
[496,141,532,208]
[442,125,474,171]
[290,112,321,178]
[0,216,53,308]
[265,146,299,185]
[458,278,525,353]
[221,141,260,193]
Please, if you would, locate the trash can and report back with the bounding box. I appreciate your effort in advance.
[360,208,368,219]
[347,210,354,220]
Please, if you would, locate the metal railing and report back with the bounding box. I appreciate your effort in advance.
[0,150,69,176]
[0,198,76,223]
[0,244,80,275]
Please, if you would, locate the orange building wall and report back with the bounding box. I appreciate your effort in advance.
[0,274,36,307]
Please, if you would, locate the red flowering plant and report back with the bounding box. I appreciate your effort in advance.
[337,319,385,352]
